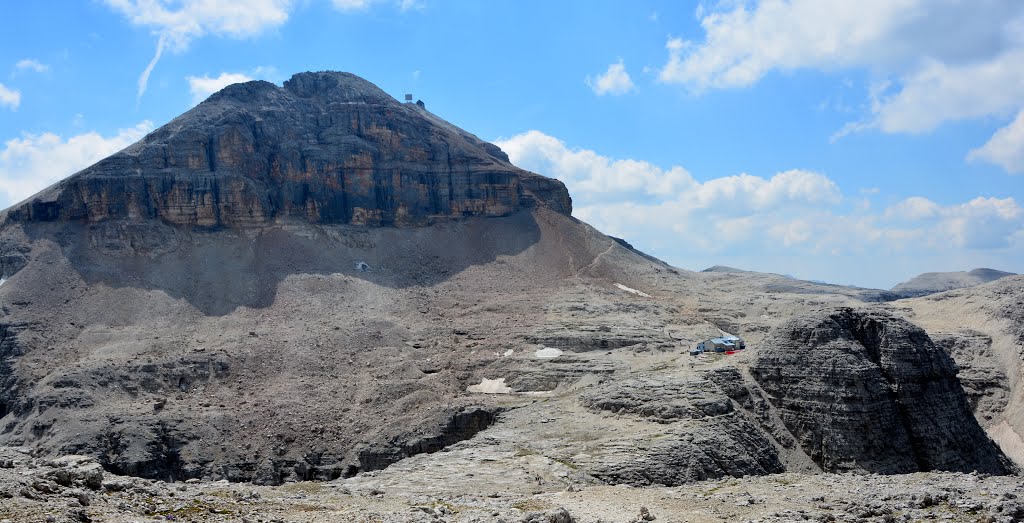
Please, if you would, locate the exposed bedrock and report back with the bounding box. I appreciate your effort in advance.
[931,330,1010,424]
[749,307,1013,475]
[579,374,786,486]
[4,71,570,228]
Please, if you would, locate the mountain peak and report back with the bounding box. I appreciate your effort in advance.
[282,71,394,104]
[3,71,570,228]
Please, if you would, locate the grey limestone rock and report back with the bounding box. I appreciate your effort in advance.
[3,71,570,229]
[750,307,1013,475]
[931,330,1010,423]
[581,375,785,486]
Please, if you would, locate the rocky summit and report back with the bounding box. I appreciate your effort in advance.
[0,71,1022,522]
[3,71,570,228]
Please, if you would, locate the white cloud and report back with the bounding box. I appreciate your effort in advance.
[968,109,1024,174]
[660,0,1023,91]
[14,59,49,73]
[884,196,1022,249]
[137,33,168,104]
[104,0,293,100]
[331,0,422,11]
[0,84,19,110]
[659,0,1024,174]
[332,0,369,9]
[885,196,940,220]
[495,130,693,199]
[944,197,1023,249]
[0,122,154,207]
[105,0,293,46]
[186,72,255,104]
[496,130,838,211]
[867,49,1024,134]
[497,130,1023,284]
[587,60,635,96]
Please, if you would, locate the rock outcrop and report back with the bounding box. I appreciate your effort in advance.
[931,330,1010,424]
[750,308,1012,475]
[3,71,570,228]
[579,374,786,485]
[902,275,1024,466]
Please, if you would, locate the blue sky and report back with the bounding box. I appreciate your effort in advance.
[1,1,1022,288]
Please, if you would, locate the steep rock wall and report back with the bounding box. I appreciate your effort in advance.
[4,72,570,228]
[750,308,1012,475]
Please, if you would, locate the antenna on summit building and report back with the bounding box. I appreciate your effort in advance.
[405,94,413,102]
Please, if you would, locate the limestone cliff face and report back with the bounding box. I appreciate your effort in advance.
[750,308,1012,475]
[4,71,571,227]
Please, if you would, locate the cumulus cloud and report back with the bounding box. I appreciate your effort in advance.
[496,130,838,209]
[186,72,255,104]
[497,130,1023,282]
[0,122,154,207]
[659,0,1024,173]
[867,49,1024,134]
[495,130,692,199]
[14,59,49,73]
[586,60,636,96]
[968,109,1024,174]
[104,0,293,101]
[885,196,940,220]
[885,196,1023,250]
[660,0,1023,91]
[0,84,19,110]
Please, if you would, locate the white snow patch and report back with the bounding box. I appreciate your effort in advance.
[534,347,563,359]
[0,278,6,286]
[615,283,650,297]
[503,349,514,357]
[467,377,513,394]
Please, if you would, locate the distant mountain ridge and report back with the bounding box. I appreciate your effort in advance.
[891,268,1016,298]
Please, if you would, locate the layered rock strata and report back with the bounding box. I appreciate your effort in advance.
[579,375,786,485]
[750,308,1012,474]
[4,71,570,228]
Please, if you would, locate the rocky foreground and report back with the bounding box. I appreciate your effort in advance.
[2,447,1023,523]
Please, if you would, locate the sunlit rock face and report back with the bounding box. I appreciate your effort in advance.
[4,71,571,228]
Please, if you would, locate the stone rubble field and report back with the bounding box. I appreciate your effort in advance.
[3,447,1024,523]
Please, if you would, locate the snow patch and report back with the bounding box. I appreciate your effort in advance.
[534,347,563,359]
[615,283,650,297]
[503,349,514,357]
[467,377,512,394]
